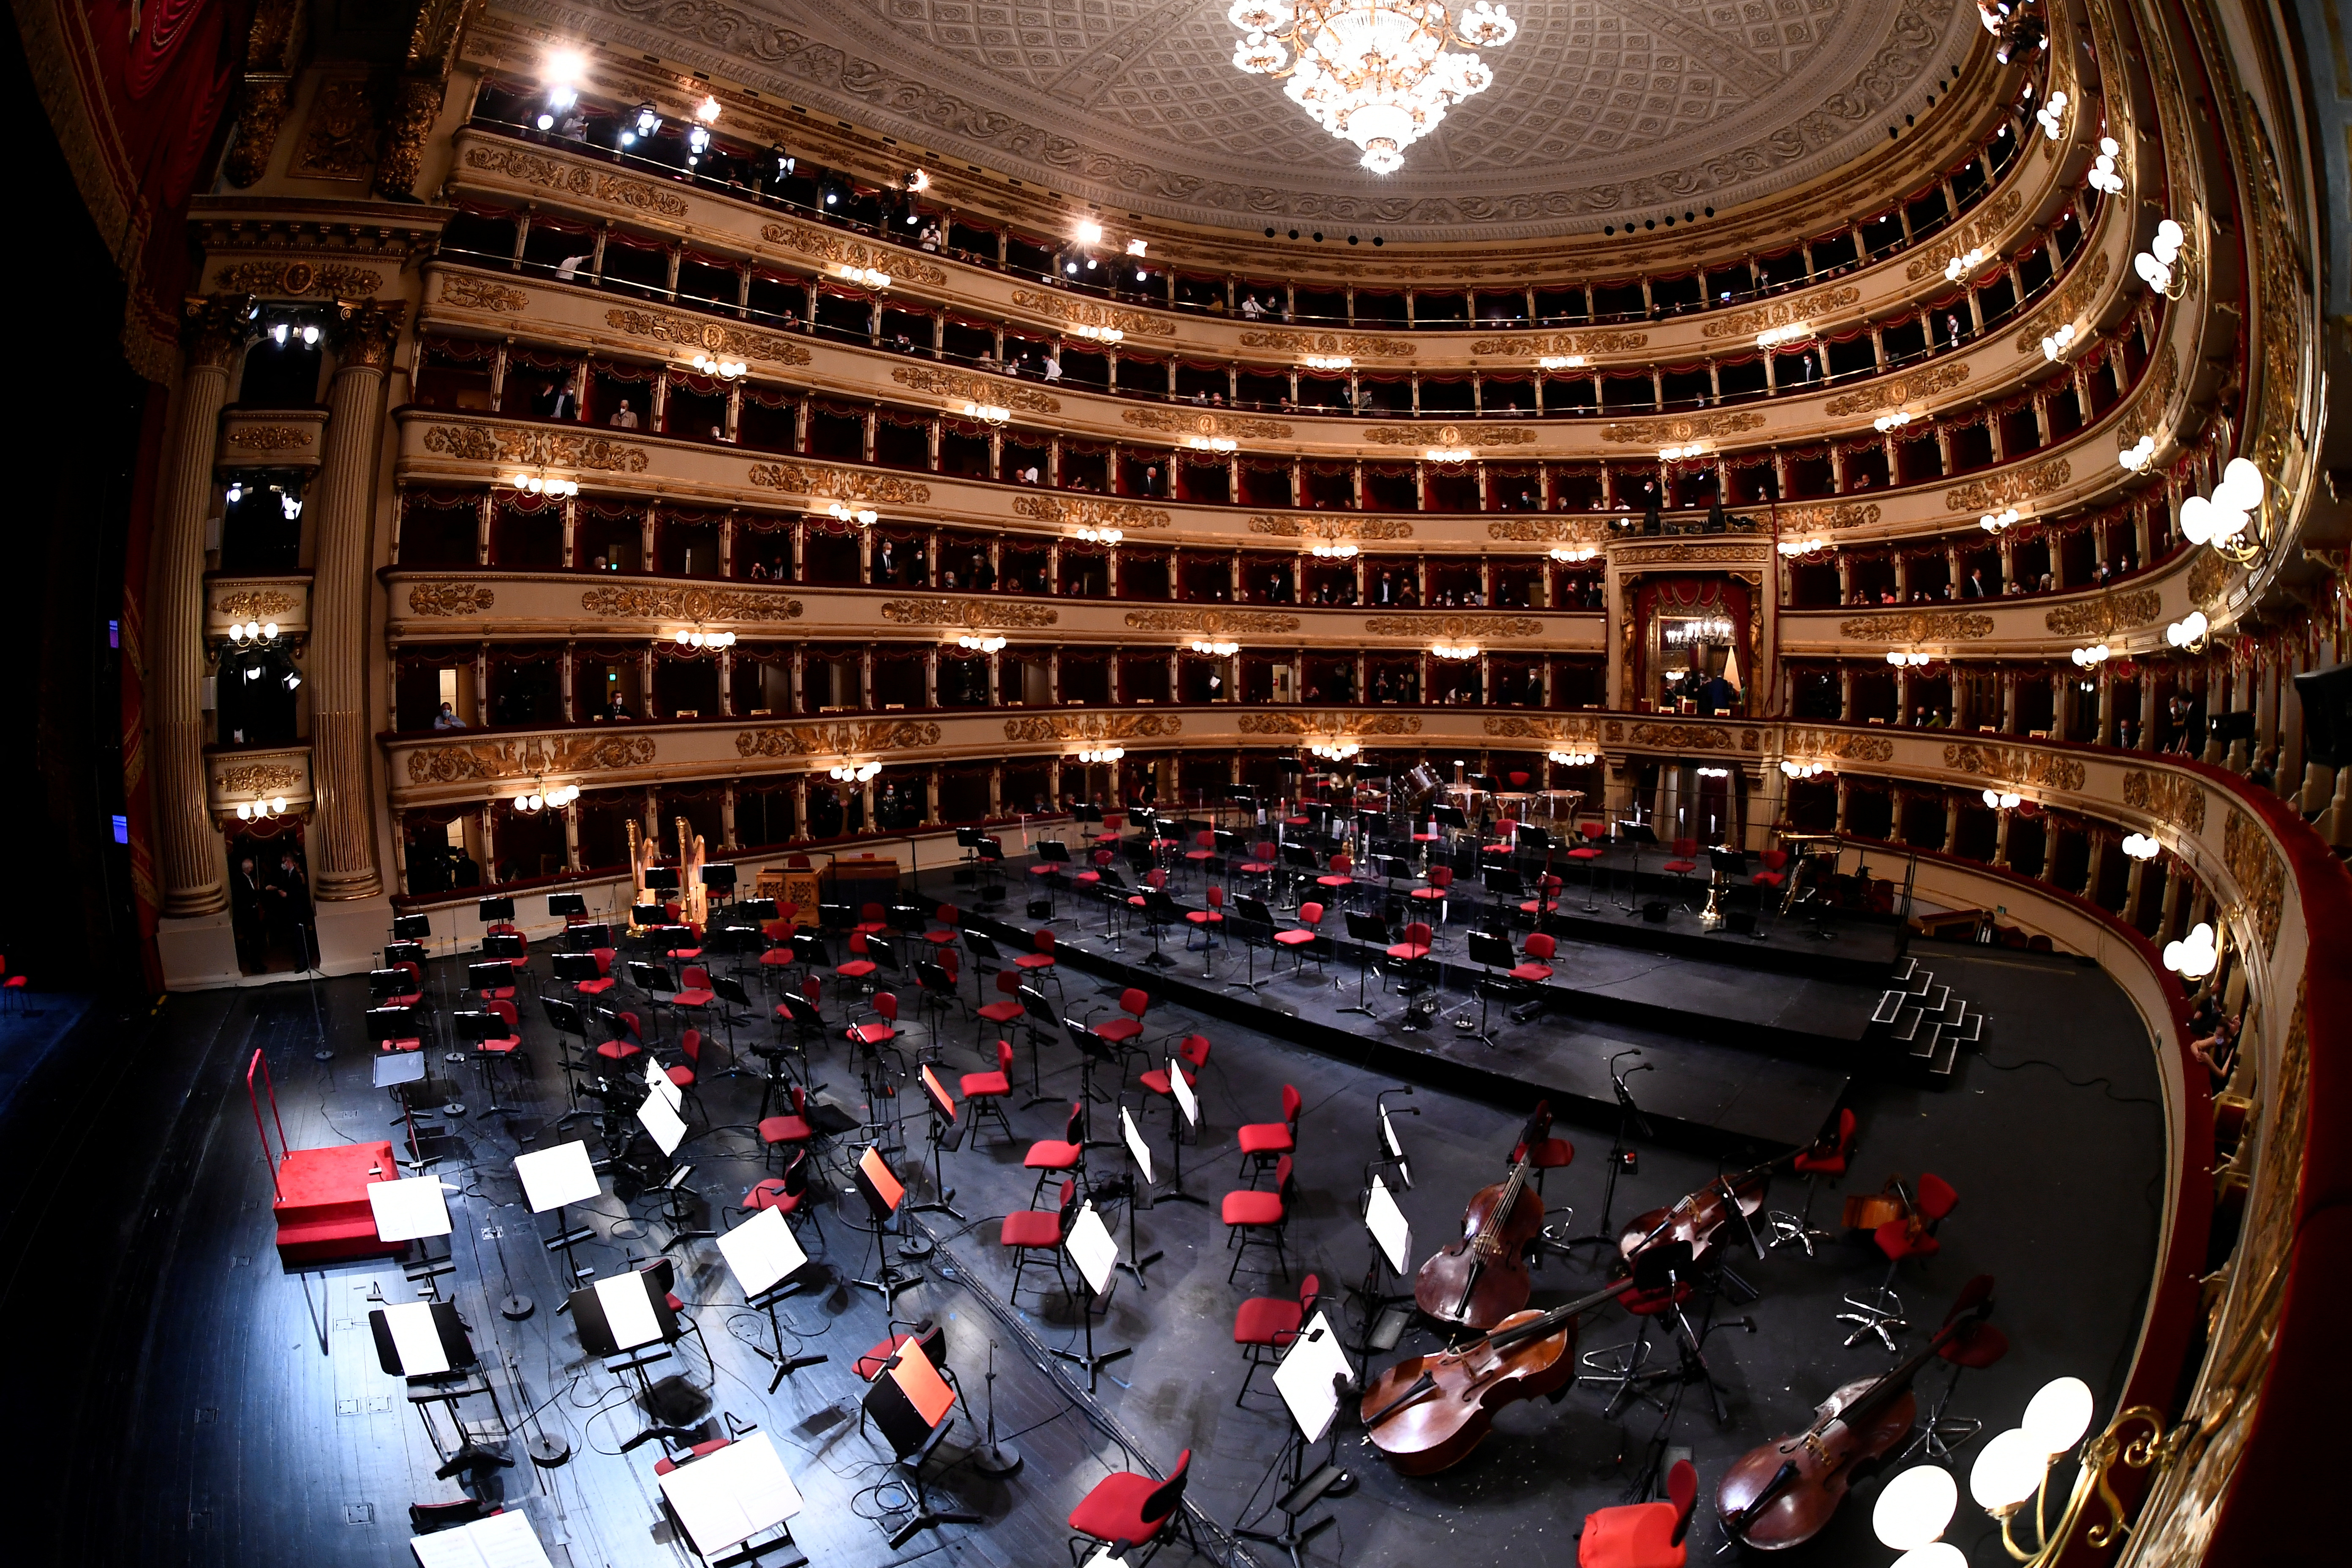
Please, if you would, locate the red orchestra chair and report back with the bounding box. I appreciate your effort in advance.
[975,969,1025,1048]
[1512,932,1558,983]
[1385,920,1434,966]
[1750,848,1790,893]
[1315,850,1357,906]
[957,1040,1016,1146]
[1001,1178,1078,1306]
[1767,1107,1857,1255]
[1577,1457,1699,1568]
[1067,1448,1197,1566]
[1236,1083,1301,1180]
[1838,1171,1958,1351]
[1138,1034,1211,1130]
[757,1084,819,1172]
[1519,873,1564,918]
[1511,1098,1575,1198]
[852,902,889,937]
[1273,901,1326,978]
[1232,1274,1320,1407]
[1662,837,1701,904]
[1023,1101,1087,1206]
[735,1148,824,1244]
[1412,863,1455,921]
[1222,1154,1296,1283]
[1091,986,1153,1049]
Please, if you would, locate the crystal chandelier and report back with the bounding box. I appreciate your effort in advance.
[1228,3,1519,174]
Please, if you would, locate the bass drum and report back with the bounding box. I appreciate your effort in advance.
[1399,763,1445,812]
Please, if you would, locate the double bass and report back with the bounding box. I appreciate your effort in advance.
[1616,1154,1787,1272]
[1414,1156,1546,1331]
[1715,1276,1998,1549]
[1361,1276,1639,1475]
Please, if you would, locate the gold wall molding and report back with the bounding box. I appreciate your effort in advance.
[1783,727,1896,762]
[879,598,1059,629]
[579,585,804,621]
[1823,360,1972,418]
[212,259,384,298]
[1015,495,1171,530]
[465,143,690,217]
[1484,715,1601,743]
[406,732,656,784]
[1838,610,1995,642]
[1776,501,1884,533]
[1471,329,1650,357]
[1004,713,1184,743]
[406,583,496,616]
[221,0,305,187]
[2224,808,2286,957]
[1120,407,1294,440]
[1625,722,1736,750]
[892,364,1058,413]
[439,275,528,313]
[2187,551,2235,608]
[746,462,931,505]
[1361,422,1537,448]
[1944,457,2071,515]
[289,76,378,181]
[2012,249,2112,354]
[606,308,813,367]
[1903,189,2027,280]
[225,425,314,450]
[1238,329,1414,359]
[1364,613,1542,638]
[1239,711,1423,736]
[760,225,947,286]
[1125,607,1302,635]
[1252,514,1414,540]
[217,762,306,797]
[1940,741,2085,794]
[1486,517,1602,544]
[1614,541,1771,564]
[1599,410,1767,444]
[2044,588,2163,639]
[212,588,301,619]
[1702,285,1862,340]
[735,720,943,759]
[1008,289,1168,337]
[2123,769,2207,836]
[423,424,648,472]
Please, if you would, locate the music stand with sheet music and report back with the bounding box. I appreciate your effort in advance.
[716,1206,827,1391]
[656,1429,807,1568]
[1237,1312,1354,1568]
[514,1141,600,1296]
[369,1173,457,1297]
[568,1269,685,1452]
[369,1300,514,1478]
[408,1506,558,1568]
[1015,984,1062,1109]
[851,1145,923,1303]
[863,1335,980,1547]
[1054,1200,1132,1392]
[371,1043,438,1167]
[1111,1105,1165,1285]
[1356,1175,1415,1359]
[911,1065,967,1223]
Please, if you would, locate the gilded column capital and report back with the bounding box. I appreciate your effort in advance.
[330,300,406,370]
[182,295,254,370]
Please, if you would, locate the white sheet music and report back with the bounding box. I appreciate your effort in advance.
[1380,1104,1402,1158]
[1168,1055,1200,1127]
[644,1056,683,1111]
[1081,1548,1131,1568]
[1064,1201,1119,1296]
[1364,1175,1412,1277]
[513,1141,600,1212]
[409,1505,557,1568]
[657,1431,805,1555]
[368,1175,454,1243]
[381,1301,450,1377]
[1271,1311,1355,1444]
[1119,1106,1154,1185]
[594,1272,663,1351]
[637,1087,687,1156]
[716,1205,808,1299]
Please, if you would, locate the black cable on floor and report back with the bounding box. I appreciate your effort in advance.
[1971,1048,2164,1107]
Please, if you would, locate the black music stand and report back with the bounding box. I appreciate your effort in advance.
[451,1008,519,1117]
[1051,1201,1132,1393]
[548,891,588,921]
[1110,1103,1166,1286]
[1339,912,1390,1019]
[1015,984,1062,1110]
[850,1145,924,1303]
[1235,1316,1352,1568]
[368,1300,514,1478]
[717,1206,828,1391]
[482,931,526,966]
[1278,843,1320,911]
[1614,823,1658,913]
[645,866,681,898]
[539,993,595,1127]
[911,1064,967,1223]
[864,1342,980,1547]
[1462,931,1518,1047]
[392,913,432,942]
[1562,1050,1656,1255]
[478,895,516,924]
[1226,904,1275,994]
[1140,889,1185,971]
[567,1270,688,1453]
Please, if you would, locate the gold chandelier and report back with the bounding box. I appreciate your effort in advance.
[1228,3,1519,173]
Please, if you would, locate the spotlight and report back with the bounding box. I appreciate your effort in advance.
[695,96,721,124]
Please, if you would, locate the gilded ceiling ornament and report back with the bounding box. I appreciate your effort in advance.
[1124,608,1302,635]
[405,583,497,616]
[2223,807,2285,957]
[216,762,307,798]
[1939,742,2085,794]
[892,364,1059,414]
[1943,457,2070,515]
[463,144,691,217]
[406,732,656,784]
[1237,329,1414,359]
[1471,329,1650,357]
[1361,423,1537,448]
[759,224,948,287]
[1904,189,2026,280]
[1252,514,1414,540]
[289,76,378,180]
[212,589,301,619]
[222,0,305,187]
[2012,250,2112,354]
[734,720,942,759]
[579,585,804,621]
[1782,728,1896,762]
[1838,610,1994,641]
[1120,407,1294,441]
[376,74,453,201]
[224,425,314,449]
[879,598,1059,629]
[1823,360,1971,418]
[439,275,528,313]
[1599,411,1767,444]
[1775,501,1884,532]
[1014,495,1171,531]
[1364,614,1541,639]
[605,308,812,365]
[423,424,648,472]
[1010,291,1169,338]
[211,260,385,298]
[1004,713,1184,743]
[2044,588,2162,639]
[2123,769,2206,836]
[746,461,930,504]
[1702,285,1862,340]
[1239,711,1423,736]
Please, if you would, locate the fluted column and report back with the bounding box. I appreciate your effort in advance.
[155,297,250,917]
[310,302,404,900]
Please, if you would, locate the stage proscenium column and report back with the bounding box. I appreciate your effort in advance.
[155,297,251,917]
[310,302,405,900]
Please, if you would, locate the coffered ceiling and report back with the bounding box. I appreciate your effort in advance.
[504,0,1984,241]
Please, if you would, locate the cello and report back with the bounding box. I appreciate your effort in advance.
[1413,1155,1546,1331]
[1361,1276,1639,1475]
[1714,1275,1997,1549]
[1616,1153,1790,1272]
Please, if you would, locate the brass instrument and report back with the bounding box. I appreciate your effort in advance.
[1777,833,1841,917]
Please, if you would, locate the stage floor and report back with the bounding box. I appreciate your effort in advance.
[1,934,2164,1568]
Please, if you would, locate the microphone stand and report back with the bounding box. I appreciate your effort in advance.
[1561,1053,1655,1256]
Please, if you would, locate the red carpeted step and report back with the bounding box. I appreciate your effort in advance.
[272,1142,404,1265]
[275,1214,404,1266]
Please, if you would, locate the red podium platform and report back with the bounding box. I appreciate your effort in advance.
[247,1049,405,1267]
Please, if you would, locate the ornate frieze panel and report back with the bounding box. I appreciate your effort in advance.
[422,425,648,472]
[607,308,813,367]
[1124,608,1302,635]
[1823,360,1971,417]
[2224,808,2286,957]
[1598,411,1768,444]
[1702,286,1862,340]
[2044,589,2162,639]
[1486,517,1604,544]
[1944,458,2071,515]
[207,577,309,639]
[208,748,314,817]
[438,274,527,313]
[891,364,1057,412]
[1120,407,1293,440]
[1903,189,2026,280]
[1939,742,2085,794]
[1625,722,1736,751]
[1239,712,1423,736]
[760,225,947,286]
[405,732,656,784]
[406,583,496,617]
[220,409,328,468]
[735,720,942,759]
[1013,494,1170,530]
[746,462,931,504]
[1009,290,1168,337]
[1484,715,1601,743]
[1238,329,1413,359]
[1471,329,1650,357]
[1776,501,1884,533]
[1363,614,1542,639]
[211,259,385,297]
[579,585,804,622]
[1783,728,1896,762]
[1004,713,1184,743]
[2123,770,2207,836]
[1613,541,1771,564]
[879,599,1059,629]
[1361,423,1537,448]
[1252,514,1414,540]
[464,143,689,216]
[1838,610,1995,642]
[2012,250,2112,354]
